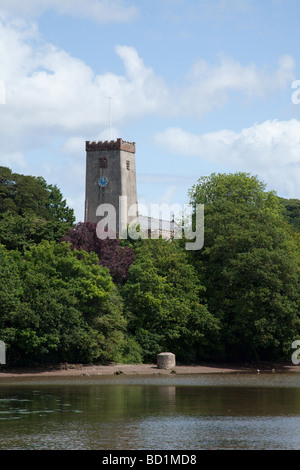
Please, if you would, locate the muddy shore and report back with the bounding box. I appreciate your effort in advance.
[0,361,299,378]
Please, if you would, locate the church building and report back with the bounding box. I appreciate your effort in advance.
[84,138,176,239]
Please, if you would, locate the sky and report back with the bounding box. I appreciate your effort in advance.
[0,0,300,222]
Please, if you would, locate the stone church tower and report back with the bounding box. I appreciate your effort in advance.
[84,138,138,234]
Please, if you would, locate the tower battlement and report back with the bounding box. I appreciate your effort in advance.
[86,138,135,153]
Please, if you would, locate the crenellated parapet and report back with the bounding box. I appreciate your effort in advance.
[86,138,136,153]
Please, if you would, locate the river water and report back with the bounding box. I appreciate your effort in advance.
[0,372,300,450]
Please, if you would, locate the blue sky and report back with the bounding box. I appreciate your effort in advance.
[0,0,300,221]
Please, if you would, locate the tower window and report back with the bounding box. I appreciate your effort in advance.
[126,160,130,170]
[99,157,107,169]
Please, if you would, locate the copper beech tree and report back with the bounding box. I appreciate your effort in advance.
[62,221,135,284]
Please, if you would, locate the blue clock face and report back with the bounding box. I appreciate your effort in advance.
[98,176,108,187]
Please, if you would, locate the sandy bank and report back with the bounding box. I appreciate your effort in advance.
[0,362,299,378]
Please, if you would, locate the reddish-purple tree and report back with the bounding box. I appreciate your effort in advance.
[62,221,135,284]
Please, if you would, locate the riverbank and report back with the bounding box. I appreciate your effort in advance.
[0,361,299,378]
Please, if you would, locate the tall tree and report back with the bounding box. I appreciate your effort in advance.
[0,241,127,366]
[121,238,220,362]
[0,167,75,250]
[189,172,300,361]
[0,166,75,223]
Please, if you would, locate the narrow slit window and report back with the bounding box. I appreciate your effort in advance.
[99,157,107,169]
[126,160,130,170]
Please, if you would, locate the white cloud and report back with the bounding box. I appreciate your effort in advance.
[114,45,170,116]
[0,13,169,139]
[178,54,295,118]
[154,119,300,199]
[0,13,295,142]
[60,137,86,158]
[0,13,297,220]
[0,0,138,23]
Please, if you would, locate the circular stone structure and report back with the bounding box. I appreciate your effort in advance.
[157,352,176,370]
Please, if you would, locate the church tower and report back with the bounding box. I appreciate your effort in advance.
[84,138,138,234]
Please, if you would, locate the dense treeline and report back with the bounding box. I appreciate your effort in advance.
[0,166,299,366]
[188,173,300,361]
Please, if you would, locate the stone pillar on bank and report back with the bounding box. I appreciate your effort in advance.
[157,352,176,370]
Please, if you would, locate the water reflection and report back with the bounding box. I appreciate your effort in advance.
[0,372,300,449]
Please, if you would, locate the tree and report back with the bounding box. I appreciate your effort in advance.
[0,212,73,252]
[279,197,300,233]
[0,166,75,223]
[189,172,300,361]
[0,167,75,250]
[121,238,220,362]
[0,241,128,366]
[62,221,135,284]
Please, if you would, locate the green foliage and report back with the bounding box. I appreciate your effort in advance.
[0,241,127,366]
[0,212,73,252]
[122,238,220,363]
[116,336,143,364]
[1,166,299,367]
[279,197,300,232]
[189,172,300,361]
[0,166,75,223]
[0,167,75,251]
